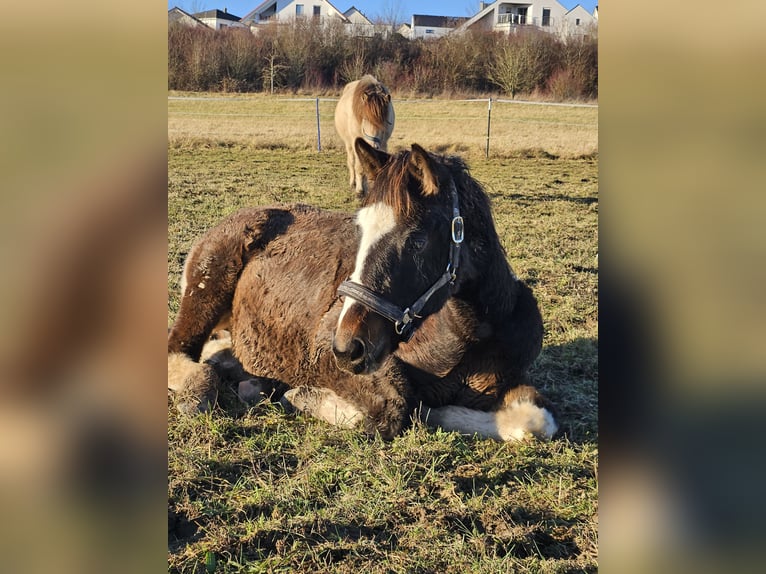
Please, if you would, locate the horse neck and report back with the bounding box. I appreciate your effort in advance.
[454,227,520,322]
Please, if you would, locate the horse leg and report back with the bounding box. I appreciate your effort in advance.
[279,387,365,429]
[280,361,416,440]
[420,385,557,442]
[354,160,366,198]
[168,208,290,413]
[345,143,356,189]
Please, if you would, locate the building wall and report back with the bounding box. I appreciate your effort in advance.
[198,17,246,30]
[411,25,453,39]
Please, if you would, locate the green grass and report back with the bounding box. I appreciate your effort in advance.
[168,96,597,573]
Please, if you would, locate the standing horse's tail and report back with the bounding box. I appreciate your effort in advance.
[168,207,295,413]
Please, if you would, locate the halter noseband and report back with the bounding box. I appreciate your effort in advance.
[361,105,394,149]
[337,180,464,341]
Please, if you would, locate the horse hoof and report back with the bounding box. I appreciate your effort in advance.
[237,378,271,405]
[169,354,220,415]
[175,389,217,415]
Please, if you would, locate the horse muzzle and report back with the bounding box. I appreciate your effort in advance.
[332,311,393,375]
[332,335,371,374]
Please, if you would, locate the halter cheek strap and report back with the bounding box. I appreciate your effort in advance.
[337,180,464,341]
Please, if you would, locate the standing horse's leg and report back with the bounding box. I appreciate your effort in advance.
[345,142,356,189]
[353,155,366,198]
[168,208,294,413]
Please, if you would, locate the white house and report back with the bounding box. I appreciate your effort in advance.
[168,7,206,28]
[397,23,412,38]
[240,0,349,26]
[561,4,597,37]
[455,1,596,38]
[193,8,247,30]
[410,14,469,40]
[342,6,376,37]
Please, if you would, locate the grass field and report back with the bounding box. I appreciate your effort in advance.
[168,94,598,573]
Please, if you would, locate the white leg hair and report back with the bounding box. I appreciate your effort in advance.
[280,386,364,429]
[420,400,558,442]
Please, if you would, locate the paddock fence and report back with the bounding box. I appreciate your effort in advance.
[168,95,598,159]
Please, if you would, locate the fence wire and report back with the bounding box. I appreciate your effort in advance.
[168,96,598,157]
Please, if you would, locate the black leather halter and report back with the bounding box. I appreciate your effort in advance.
[337,180,464,341]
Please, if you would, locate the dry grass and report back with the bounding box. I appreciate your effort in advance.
[168,93,598,573]
[168,92,597,160]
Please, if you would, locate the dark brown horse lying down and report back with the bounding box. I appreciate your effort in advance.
[168,139,557,441]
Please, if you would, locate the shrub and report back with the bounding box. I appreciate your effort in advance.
[168,22,597,101]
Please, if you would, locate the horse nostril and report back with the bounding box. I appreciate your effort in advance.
[349,338,366,363]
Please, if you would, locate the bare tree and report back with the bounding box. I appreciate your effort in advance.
[377,0,405,29]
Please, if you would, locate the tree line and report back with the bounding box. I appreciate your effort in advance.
[169,19,597,101]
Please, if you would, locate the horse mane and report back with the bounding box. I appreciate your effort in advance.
[352,76,390,132]
[362,150,496,236]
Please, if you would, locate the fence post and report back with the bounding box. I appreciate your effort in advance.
[316,98,322,152]
[485,98,492,159]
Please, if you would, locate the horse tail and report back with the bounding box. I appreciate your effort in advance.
[352,76,391,132]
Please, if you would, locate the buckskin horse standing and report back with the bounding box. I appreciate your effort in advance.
[334,75,395,197]
[168,140,556,442]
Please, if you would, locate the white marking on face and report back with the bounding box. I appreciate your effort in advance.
[337,203,396,327]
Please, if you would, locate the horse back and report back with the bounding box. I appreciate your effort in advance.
[230,206,357,383]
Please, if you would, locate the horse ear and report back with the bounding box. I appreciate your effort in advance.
[409,144,439,196]
[354,138,389,177]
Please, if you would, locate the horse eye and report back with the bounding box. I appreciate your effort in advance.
[409,233,428,252]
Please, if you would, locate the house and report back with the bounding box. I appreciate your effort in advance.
[562,4,597,37]
[343,6,375,37]
[240,0,349,27]
[168,7,205,28]
[397,22,412,39]
[192,9,246,30]
[455,1,596,38]
[410,14,469,40]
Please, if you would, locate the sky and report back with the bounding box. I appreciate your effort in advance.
[169,1,597,22]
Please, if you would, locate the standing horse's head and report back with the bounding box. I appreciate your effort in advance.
[333,139,472,375]
[355,78,394,151]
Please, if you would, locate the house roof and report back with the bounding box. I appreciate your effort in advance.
[241,0,275,22]
[242,0,349,24]
[193,9,242,22]
[168,7,206,27]
[453,2,495,32]
[412,14,468,28]
[343,6,373,25]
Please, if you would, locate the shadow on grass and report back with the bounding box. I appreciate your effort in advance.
[498,191,598,206]
[531,337,598,445]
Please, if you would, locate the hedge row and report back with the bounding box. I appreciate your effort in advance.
[169,19,597,100]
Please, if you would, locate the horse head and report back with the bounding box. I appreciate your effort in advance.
[357,80,393,151]
[333,139,474,375]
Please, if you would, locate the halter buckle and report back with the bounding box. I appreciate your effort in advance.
[451,216,464,244]
[395,308,413,336]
